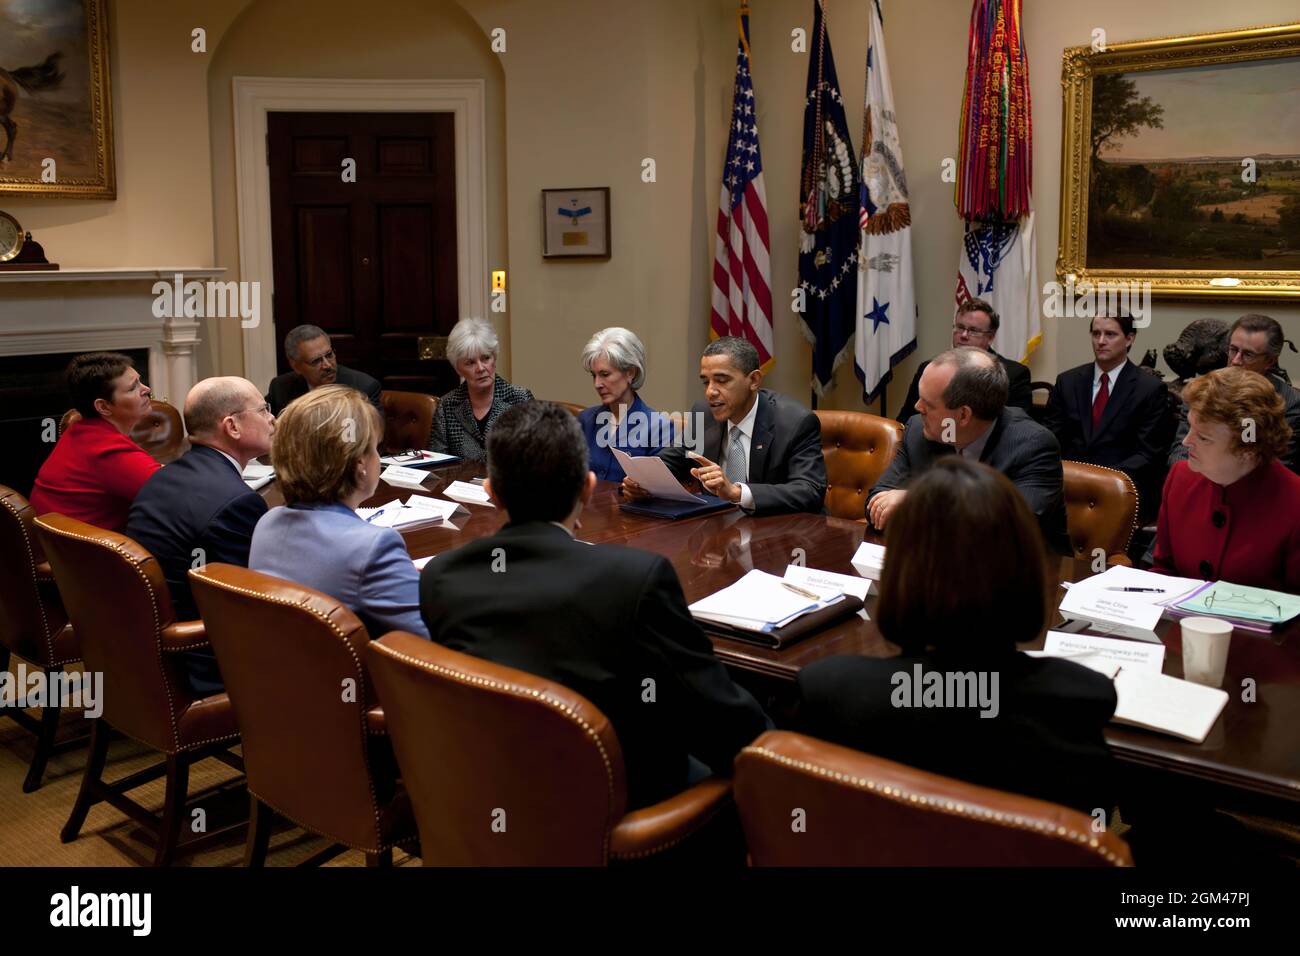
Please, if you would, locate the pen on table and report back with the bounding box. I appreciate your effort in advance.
[781,581,822,601]
[1104,587,1166,593]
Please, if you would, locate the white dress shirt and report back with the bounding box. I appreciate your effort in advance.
[1092,362,1126,402]
[724,397,760,511]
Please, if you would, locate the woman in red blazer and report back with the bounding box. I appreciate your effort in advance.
[1154,367,1300,592]
[30,352,160,532]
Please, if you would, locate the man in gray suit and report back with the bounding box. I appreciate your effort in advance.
[623,337,827,516]
[868,347,1069,553]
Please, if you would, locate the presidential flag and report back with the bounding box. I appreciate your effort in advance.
[854,0,916,405]
[711,3,774,371]
[798,0,859,397]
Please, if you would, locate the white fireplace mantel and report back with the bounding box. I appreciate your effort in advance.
[0,268,226,404]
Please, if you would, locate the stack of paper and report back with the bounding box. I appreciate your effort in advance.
[443,480,494,507]
[242,463,275,491]
[689,569,844,634]
[380,450,458,468]
[850,542,886,581]
[1058,565,1205,642]
[1171,581,1300,631]
[357,495,467,529]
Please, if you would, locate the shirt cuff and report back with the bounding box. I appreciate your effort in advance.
[738,483,754,511]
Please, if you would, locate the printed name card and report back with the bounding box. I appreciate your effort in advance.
[1059,586,1163,642]
[380,465,431,489]
[1041,631,1166,672]
[784,564,870,601]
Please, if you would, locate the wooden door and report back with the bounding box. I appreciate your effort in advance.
[268,111,459,394]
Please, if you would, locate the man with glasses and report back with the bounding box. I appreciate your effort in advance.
[896,298,1031,423]
[127,377,276,693]
[1169,314,1299,472]
[265,324,383,416]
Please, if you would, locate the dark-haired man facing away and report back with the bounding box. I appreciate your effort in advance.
[418,402,770,809]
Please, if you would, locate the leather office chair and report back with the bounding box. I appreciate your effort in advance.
[550,400,587,417]
[380,390,438,453]
[59,399,188,464]
[366,631,735,866]
[33,514,243,866]
[189,564,417,867]
[1028,381,1054,426]
[814,411,904,520]
[735,731,1132,866]
[1063,460,1139,566]
[0,486,84,792]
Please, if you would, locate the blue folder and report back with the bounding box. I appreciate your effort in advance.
[618,494,734,520]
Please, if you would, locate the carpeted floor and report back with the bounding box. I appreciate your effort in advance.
[0,709,417,867]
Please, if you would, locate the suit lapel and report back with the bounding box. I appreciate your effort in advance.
[1078,365,1096,444]
[1095,362,1134,440]
[978,411,1008,463]
[703,410,723,462]
[748,392,775,481]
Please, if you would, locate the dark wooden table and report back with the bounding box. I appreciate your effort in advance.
[263,461,1300,808]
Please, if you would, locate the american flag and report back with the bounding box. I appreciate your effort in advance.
[710,5,773,369]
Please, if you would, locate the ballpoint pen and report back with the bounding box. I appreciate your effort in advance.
[1104,587,1166,593]
[781,581,822,601]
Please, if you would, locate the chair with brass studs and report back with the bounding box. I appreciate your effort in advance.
[814,411,904,520]
[1062,460,1139,568]
[60,399,188,464]
[734,730,1132,866]
[380,390,439,454]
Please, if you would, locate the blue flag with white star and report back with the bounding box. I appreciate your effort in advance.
[797,0,859,396]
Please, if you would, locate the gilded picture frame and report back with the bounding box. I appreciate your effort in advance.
[1058,22,1300,299]
[0,0,115,199]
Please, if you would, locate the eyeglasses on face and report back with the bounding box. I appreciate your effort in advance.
[232,403,273,419]
[305,349,336,368]
[953,322,992,337]
[1227,345,1267,363]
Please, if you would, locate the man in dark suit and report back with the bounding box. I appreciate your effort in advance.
[1042,314,1171,518]
[1169,314,1300,473]
[127,376,275,693]
[896,297,1031,422]
[869,347,1069,553]
[623,336,827,515]
[264,324,383,415]
[419,402,770,809]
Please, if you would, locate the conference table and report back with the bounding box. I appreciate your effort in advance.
[262,461,1300,812]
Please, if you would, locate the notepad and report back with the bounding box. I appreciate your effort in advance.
[689,569,843,633]
[358,495,468,529]
[241,463,275,491]
[1111,670,1228,744]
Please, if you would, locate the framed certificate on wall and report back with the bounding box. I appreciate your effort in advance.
[542,187,611,259]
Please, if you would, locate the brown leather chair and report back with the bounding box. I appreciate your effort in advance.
[60,399,188,464]
[33,514,243,866]
[1063,460,1139,566]
[550,400,586,417]
[735,731,1132,866]
[189,564,417,867]
[380,390,438,453]
[0,486,84,792]
[814,411,904,520]
[366,631,735,866]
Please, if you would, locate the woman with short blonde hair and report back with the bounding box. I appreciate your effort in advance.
[429,317,534,461]
[577,327,675,481]
[250,385,429,638]
[1154,366,1300,591]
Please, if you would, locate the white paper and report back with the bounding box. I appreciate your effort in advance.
[850,542,886,580]
[443,480,495,507]
[380,464,431,489]
[689,569,834,631]
[1059,581,1164,643]
[360,495,468,529]
[412,555,434,570]
[612,449,703,503]
[380,450,458,468]
[1067,565,1206,607]
[785,564,870,601]
[1041,631,1165,672]
[1112,670,1228,743]
[242,463,275,491]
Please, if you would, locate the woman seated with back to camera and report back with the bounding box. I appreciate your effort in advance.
[249,384,429,639]
[428,317,533,461]
[577,327,676,482]
[1153,366,1300,593]
[796,457,1116,814]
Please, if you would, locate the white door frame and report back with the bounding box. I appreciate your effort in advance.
[232,76,487,389]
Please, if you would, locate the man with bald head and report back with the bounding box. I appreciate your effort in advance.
[127,377,276,692]
[868,347,1069,553]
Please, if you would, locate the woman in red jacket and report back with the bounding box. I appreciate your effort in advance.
[30,352,160,532]
[1154,366,1300,592]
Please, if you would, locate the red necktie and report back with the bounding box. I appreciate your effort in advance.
[1092,373,1110,431]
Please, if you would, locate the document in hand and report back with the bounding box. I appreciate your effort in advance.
[1059,565,1205,642]
[443,480,495,507]
[1111,670,1228,743]
[241,463,275,491]
[688,569,843,633]
[612,449,703,503]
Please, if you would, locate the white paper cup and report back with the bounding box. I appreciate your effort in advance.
[1181,616,1233,687]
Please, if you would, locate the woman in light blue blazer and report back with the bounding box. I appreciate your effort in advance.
[250,384,429,640]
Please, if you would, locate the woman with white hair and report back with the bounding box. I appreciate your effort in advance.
[429,317,534,461]
[578,327,675,481]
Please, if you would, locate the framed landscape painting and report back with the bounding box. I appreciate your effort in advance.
[0,0,114,198]
[1059,23,1300,298]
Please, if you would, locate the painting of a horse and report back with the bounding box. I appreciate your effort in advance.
[0,0,114,198]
